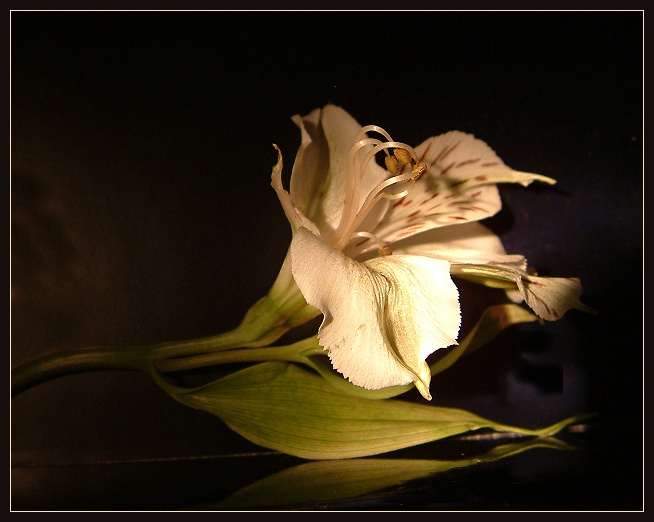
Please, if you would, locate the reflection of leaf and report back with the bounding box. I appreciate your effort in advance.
[197,438,572,510]
[156,361,591,460]
[306,303,539,399]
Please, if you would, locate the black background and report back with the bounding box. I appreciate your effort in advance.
[10,9,643,511]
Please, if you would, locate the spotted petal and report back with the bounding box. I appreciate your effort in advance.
[450,263,594,320]
[290,227,460,400]
[370,131,555,247]
[389,222,592,320]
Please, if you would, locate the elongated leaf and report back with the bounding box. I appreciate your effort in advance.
[204,437,571,510]
[156,361,590,460]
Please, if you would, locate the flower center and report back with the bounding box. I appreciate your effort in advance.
[328,125,426,253]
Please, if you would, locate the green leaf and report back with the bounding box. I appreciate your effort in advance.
[156,361,590,460]
[198,437,573,510]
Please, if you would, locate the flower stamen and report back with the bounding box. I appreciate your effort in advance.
[329,125,427,251]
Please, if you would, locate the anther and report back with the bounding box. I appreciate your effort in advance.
[385,155,400,175]
[393,148,412,165]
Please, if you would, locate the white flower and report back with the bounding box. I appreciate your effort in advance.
[272,105,591,400]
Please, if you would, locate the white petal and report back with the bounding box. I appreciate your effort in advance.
[517,274,596,321]
[288,108,333,231]
[371,131,555,245]
[390,222,527,268]
[270,145,320,234]
[290,227,461,399]
[289,105,389,236]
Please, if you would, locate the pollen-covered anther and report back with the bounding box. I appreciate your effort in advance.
[393,148,412,165]
[378,245,393,256]
[385,155,400,175]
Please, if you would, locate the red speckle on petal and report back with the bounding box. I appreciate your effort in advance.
[457,205,486,212]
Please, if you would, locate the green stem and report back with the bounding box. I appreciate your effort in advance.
[155,337,322,373]
[12,260,321,397]
[11,346,149,397]
[11,336,323,397]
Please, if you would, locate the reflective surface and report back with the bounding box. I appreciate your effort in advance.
[11,10,643,511]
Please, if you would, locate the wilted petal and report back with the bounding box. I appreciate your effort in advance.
[450,263,594,321]
[516,274,595,320]
[291,227,460,399]
[371,131,555,245]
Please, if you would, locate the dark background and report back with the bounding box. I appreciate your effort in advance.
[10,10,643,510]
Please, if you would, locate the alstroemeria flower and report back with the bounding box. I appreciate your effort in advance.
[272,104,591,400]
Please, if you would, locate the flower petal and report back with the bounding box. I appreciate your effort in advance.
[287,108,333,231]
[390,222,527,268]
[290,227,461,399]
[515,273,596,320]
[289,105,389,237]
[271,144,320,234]
[388,222,593,320]
[450,263,595,321]
[371,131,555,245]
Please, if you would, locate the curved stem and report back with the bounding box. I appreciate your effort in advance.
[11,346,148,397]
[11,267,320,396]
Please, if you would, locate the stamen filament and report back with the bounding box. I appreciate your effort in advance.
[351,231,393,256]
[339,137,386,241]
[334,170,418,251]
[329,124,425,253]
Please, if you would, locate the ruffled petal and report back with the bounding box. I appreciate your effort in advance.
[371,131,555,245]
[290,227,460,400]
[387,221,592,320]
